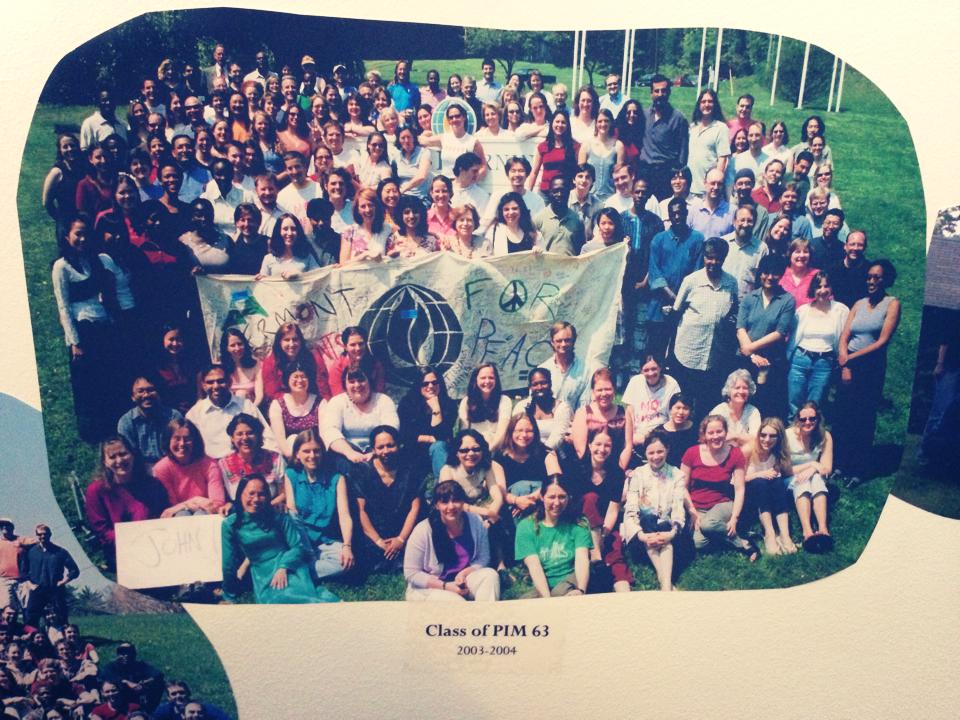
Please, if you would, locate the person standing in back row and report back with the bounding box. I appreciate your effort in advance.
[637,75,688,202]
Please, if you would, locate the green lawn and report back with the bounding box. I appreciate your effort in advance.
[74,612,237,716]
[18,60,926,596]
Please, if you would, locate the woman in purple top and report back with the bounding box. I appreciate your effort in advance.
[402,481,500,601]
[84,436,168,567]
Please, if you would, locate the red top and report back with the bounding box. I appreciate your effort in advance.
[536,140,580,191]
[751,187,781,213]
[84,478,168,546]
[261,347,331,401]
[681,444,745,511]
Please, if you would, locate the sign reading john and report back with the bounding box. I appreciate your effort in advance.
[196,246,627,394]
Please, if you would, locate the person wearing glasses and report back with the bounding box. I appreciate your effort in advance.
[419,101,487,181]
[785,402,834,553]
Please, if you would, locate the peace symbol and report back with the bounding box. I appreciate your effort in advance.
[499,280,528,313]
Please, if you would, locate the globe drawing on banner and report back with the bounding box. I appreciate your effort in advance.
[360,284,464,386]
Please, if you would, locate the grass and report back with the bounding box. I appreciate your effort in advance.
[75,612,237,716]
[17,58,929,598]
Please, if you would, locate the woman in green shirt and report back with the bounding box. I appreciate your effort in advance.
[515,475,592,598]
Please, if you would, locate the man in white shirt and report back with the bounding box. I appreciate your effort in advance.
[539,321,591,412]
[730,122,769,185]
[185,364,276,459]
[479,156,545,233]
[79,89,127,151]
[325,168,355,234]
[451,152,490,211]
[475,58,503,104]
[200,159,251,236]
[243,50,278,89]
[722,204,768,299]
[253,173,285,236]
[599,74,628,118]
[603,163,637,214]
[277,151,323,228]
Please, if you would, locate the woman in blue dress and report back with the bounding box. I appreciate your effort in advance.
[220,474,338,603]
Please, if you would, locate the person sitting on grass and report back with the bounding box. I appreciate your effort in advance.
[786,402,834,553]
[515,474,592,598]
[621,432,686,591]
[402,481,500,602]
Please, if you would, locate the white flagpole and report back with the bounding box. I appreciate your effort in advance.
[712,28,723,92]
[696,27,707,98]
[626,29,636,100]
[796,41,811,109]
[835,59,847,112]
[770,35,782,105]
[827,55,839,112]
[571,31,580,92]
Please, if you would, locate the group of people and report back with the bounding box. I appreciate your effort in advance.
[0,519,229,719]
[42,47,902,601]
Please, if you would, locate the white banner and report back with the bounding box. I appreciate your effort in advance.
[196,246,627,395]
[116,515,224,589]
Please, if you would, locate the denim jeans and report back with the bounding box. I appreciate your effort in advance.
[428,440,449,478]
[788,349,835,419]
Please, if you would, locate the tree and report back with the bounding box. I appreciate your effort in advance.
[465,28,533,78]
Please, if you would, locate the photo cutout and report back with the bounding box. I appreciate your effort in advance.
[18,9,925,611]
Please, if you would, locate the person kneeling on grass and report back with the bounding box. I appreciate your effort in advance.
[402,481,500,601]
[515,475,592,598]
[621,432,686,591]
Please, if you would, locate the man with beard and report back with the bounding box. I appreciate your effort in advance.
[185,364,275,459]
[828,230,871,308]
[670,237,740,411]
[80,88,128,151]
[534,176,584,256]
[731,168,770,240]
[277,151,323,229]
[638,75,689,202]
[100,643,164,711]
[771,182,813,240]
[252,173,285,236]
[689,168,735,238]
[116,375,183,469]
[646,198,705,361]
[722,205,768,299]
[810,208,848,269]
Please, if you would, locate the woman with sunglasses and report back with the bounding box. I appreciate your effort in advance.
[398,366,458,480]
[786,402,834,553]
[419,101,487,181]
[744,418,797,555]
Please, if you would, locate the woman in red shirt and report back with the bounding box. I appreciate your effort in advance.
[528,110,580,196]
[680,414,759,561]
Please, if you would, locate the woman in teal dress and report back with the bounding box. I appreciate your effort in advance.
[221,474,338,603]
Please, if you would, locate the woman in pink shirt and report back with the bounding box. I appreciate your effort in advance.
[779,238,817,308]
[152,418,225,516]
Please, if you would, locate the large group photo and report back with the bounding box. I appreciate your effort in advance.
[16,9,925,612]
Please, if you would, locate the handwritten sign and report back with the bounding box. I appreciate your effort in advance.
[197,245,627,396]
[116,515,223,589]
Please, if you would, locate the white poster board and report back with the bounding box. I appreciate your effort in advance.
[116,514,224,589]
